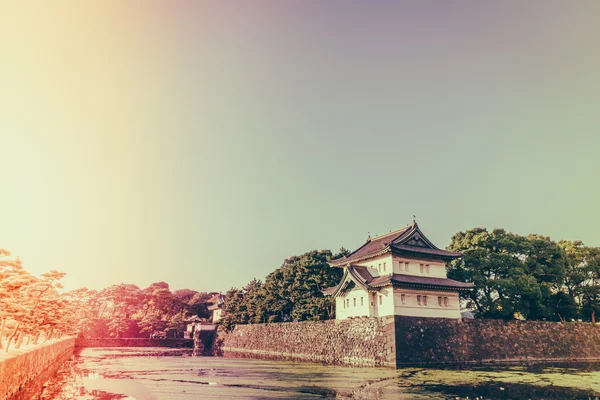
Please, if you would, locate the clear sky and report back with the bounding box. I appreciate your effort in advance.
[1,1,599,293]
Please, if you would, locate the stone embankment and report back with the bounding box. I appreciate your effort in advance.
[216,316,397,367]
[0,338,75,400]
[216,316,600,368]
[393,317,600,366]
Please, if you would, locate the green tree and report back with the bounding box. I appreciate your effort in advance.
[219,250,343,327]
[218,288,247,331]
[447,228,570,320]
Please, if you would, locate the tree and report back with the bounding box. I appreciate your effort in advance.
[187,292,212,319]
[138,310,166,338]
[559,241,600,322]
[218,288,247,331]
[447,228,570,320]
[218,250,343,327]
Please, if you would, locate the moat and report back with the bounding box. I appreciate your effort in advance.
[33,348,600,399]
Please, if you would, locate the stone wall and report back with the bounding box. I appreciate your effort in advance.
[217,316,396,367]
[0,338,75,400]
[218,316,600,368]
[394,316,600,366]
[75,338,193,348]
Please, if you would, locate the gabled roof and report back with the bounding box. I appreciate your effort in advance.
[329,222,461,267]
[322,266,373,298]
[207,293,225,310]
[322,267,474,297]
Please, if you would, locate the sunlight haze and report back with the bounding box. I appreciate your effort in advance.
[1,1,599,292]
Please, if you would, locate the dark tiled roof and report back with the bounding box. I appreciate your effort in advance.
[321,286,337,296]
[330,223,462,266]
[322,267,474,295]
[390,244,462,259]
[330,227,411,266]
[367,274,473,290]
[389,274,474,290]
[207,293,225,310]
[321,266,374,297]
[353,266,375,283]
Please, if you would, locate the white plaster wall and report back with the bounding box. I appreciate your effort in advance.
[376,286,395,317]
[355,254,393,277]
[392,288,461,319]
[335,287,371,320]
[392,256,448,278]
[368,292,378,317]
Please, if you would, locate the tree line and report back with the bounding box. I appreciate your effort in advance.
[217,249,345,330]
[2,226,599,349]
[220,228,600,328]
[0,248,219,352]
[447,228,600,322]
[0,249,70,352]
[70,281,216,339]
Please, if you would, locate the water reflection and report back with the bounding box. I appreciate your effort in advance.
[418,381,600,399]
[35,348,600,400]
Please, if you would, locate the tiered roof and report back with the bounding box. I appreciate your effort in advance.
[329,222,462,267]
[323,265,473,297]
[323,222,472,296]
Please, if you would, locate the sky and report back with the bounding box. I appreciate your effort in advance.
[1,1,599,293]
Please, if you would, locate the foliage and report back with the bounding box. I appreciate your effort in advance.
[218,250,343,329]
[0,250,70,351]
[447,228,600,322]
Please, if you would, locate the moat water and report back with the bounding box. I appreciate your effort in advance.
[31,347,600,399]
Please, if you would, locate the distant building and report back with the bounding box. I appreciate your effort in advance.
[323,221,473,320]
[207,293,225,323]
